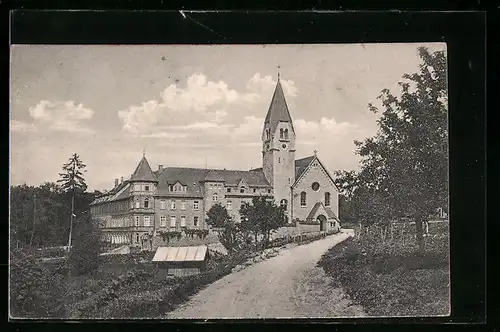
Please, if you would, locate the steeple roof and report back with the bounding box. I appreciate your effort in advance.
[130,156,157,182]
[264,79,295,134]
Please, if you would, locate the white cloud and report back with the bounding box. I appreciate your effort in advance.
[247,73,298,97]
[118,73,262,136]
[11,119,36,133]
[26,100,95,134]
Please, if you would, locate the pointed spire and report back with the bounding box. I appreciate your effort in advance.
[264,71,295,134]
[130,155,156,182]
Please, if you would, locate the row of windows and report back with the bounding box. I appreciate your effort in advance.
[133,184,153,192]
[91,201,128,215]
[159,215,199,227]
[168,184,187,192]
[159,200,199,211]
[300,192,331,207]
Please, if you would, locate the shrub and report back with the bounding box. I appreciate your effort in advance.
[10,250,67,318]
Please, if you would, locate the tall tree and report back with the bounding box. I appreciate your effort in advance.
[342,47,448,252]
[57,153,87,252]
[205,203,243,253]
[239,196,286,250]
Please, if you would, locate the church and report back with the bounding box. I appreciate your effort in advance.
[90,74,341,245]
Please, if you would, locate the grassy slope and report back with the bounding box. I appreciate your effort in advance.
[317,223,450,317]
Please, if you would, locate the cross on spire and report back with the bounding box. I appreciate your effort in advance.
[277,65,281,81]
[142,148,146,157]
[314,149,317,156]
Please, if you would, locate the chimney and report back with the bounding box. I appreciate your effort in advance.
[114,178,119,187]
[158,164,163,172]
[120,176,124,183]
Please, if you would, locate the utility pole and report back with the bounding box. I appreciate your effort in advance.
[68,190,75,252]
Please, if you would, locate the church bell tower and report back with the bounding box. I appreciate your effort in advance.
[262,68,296,221]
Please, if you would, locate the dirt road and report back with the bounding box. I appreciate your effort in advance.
[166,231,365,319]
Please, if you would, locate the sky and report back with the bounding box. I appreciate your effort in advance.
[10,43,446,191]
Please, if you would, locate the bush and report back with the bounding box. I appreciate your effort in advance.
[10,250,67,318]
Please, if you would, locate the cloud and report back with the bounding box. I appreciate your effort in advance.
[24,100,95,134]
[295,117,361,143]
[118,72,300,138]
[247,73,298,97]
[11,119,36,133]
[118,73,263,136]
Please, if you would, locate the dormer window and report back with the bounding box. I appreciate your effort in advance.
[240,187,245,194]
[168,184,174,191]
[144,185,150,191]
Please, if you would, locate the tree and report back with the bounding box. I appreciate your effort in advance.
[67,211,101,276]
[239,196,286,250]
[205,203,243,253]
[57,153,87,252]
[342,47,448,252]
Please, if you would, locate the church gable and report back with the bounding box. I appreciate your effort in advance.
[292,156,339,192]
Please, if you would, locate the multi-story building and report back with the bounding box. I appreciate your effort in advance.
[90,75,341,245]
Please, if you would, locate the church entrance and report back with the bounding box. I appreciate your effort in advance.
[317,215,327,231]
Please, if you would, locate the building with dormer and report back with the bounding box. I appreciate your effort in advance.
[90,74,341,245]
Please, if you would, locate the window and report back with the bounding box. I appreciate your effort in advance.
[136,233,139,243]
[181,201,186,210]
[241,201,246,210]
[171,200,176,210]
[160,216,167,227]
[312,182,320,191]
[268,189,271,194]
[144,185,150,191]
[134,184,141,191]
[194,216,199,227]
[284,128,289,139]
[280,128,284,139]
[280,199,288,211]
[144,198,149,208]
[266,129,270,140]
[169,184,174,191]
[193,201,199,210]
[180,216,186,227]
[240,187,245,194]
[278,157,281,163]
[227,201,232,210]
[325,192,331,206]
[227,187,231,193]
[144,216,151,227]
[213,193,218,201]
[135,216,140,227]
[160,200,166,210]
[300,192,307,206]
[135,200,140,209]
[170,216,176,227]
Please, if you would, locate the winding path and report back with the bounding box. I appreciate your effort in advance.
[166,231,365,319]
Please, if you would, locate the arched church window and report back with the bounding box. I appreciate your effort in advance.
[325,192,331,206]
[284,129,289,139]
[280,128,284,139]
[300,192,307,206]
[144,198,149,208]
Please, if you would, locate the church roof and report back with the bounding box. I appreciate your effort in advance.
[249,155,315,181]
[130,156,157,182]
[264,80,295,134]
[294,155,315,180]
